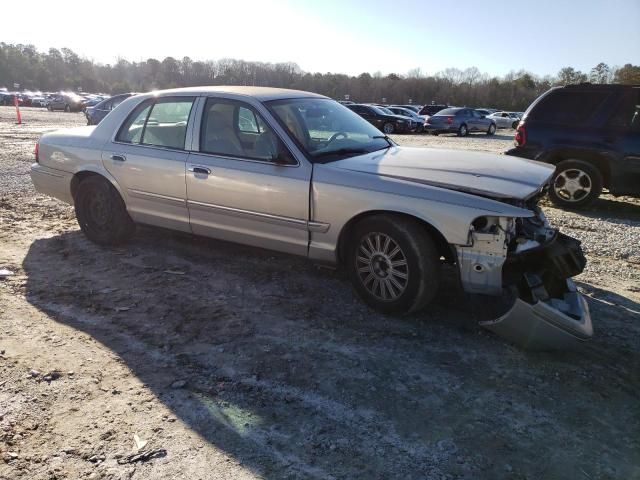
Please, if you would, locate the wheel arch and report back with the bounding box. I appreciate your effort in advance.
[336,210,455,266]
[544,149,611,188]
[70,168,125,201]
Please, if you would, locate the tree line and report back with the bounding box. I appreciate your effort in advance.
[1,43,639,110]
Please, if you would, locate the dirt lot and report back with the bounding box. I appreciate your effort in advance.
[1,106,639,480]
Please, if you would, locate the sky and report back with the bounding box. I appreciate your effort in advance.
[3,0,639,77]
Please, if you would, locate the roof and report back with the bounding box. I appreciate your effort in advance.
[142,86,328,101]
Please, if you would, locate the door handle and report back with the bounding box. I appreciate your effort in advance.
[110,154,126,162]
[188,165,212,175]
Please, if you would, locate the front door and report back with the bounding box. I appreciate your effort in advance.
[102,96,196,232]
[186,97,311,256]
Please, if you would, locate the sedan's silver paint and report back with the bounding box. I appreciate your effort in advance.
[326,146,555,201]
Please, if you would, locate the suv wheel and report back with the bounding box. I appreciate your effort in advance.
[75,176,135,245]
[549,159,603,209]
[458,124,468,136]
[347,215,441,314]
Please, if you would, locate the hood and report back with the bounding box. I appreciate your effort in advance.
[326,146,554,200]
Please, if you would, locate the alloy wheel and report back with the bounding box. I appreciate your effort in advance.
[355,232,409,301]
[553,168,593,203]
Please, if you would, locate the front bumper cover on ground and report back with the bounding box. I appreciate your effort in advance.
[480,279,592,350]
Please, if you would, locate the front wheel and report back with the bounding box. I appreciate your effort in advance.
[382,122,395,134]
[347,215,441,314]
[74,176,135,245]
[486,123,496,135]
[511,121,518,129]
[548,159,603,209]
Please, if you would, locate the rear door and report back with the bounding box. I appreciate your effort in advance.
[185,96,311,256]
[102,96,196,232]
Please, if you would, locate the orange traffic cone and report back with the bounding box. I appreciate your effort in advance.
[14,95,22,124]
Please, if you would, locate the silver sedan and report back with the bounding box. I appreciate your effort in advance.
[30,86,592,349]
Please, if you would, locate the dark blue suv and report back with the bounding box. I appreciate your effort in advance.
[506,84,640,208]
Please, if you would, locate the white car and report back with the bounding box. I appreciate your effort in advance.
[488,111,520,129]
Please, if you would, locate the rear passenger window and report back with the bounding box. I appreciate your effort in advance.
[116,97,195,149]
[607,89,640,131]
[142,99,194,149]
[530,90,610,124]
[117,101,152,144]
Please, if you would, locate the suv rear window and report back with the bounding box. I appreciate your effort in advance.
[529,90,610,125]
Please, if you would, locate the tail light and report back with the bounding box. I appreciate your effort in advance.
[34,143,39,163]
[515,124,526,147]
[446,116,453,125]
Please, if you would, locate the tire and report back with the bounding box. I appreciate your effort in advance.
[74,176,135,245]
[548,159,603,209]
[382,122,395,134]
[511,121,518,129]
[457,124,468,136]
[64,104,71,112]
[47,105,53,111]
[486,123,496,135]
[347,214,441,314]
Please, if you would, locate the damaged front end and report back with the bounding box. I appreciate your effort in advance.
[456,205,592,350]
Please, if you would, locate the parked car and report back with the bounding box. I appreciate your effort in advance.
[506,84,640,208]
[31,96,49,107]
[346,103,413,133]
[47,93,84,112]
[488,111,520,129]
[0,93,21,106]
[85,93,135,125]
[418,104,448,116]
[386,106,427,132]
[425,107,497,136]
[30,86,592,349]
[375,106,419,132]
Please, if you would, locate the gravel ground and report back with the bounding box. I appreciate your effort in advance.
[0,107,639,480]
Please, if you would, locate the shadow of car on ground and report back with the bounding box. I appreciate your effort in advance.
[21,225,640,479]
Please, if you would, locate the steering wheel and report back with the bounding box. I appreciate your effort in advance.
[327,132,348,143]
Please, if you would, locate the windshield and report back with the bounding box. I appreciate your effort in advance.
[396,108,417,118]
[267,98,392,161]
[434,108,461,116]
[378,107,395,115]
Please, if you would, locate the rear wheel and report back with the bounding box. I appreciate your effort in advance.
[458,124,468,136]
[47,104,53,111]
[382,122,395,134]
[347,215,441,314]
[74,176,135,245]
[64,104,71,112]
[548,159,603,209]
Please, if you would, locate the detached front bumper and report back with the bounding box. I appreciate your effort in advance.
[480,279,592,350]
[457,224,593,350]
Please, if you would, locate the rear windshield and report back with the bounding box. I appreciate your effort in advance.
[528,90,610,124]
[434,108,460,116]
